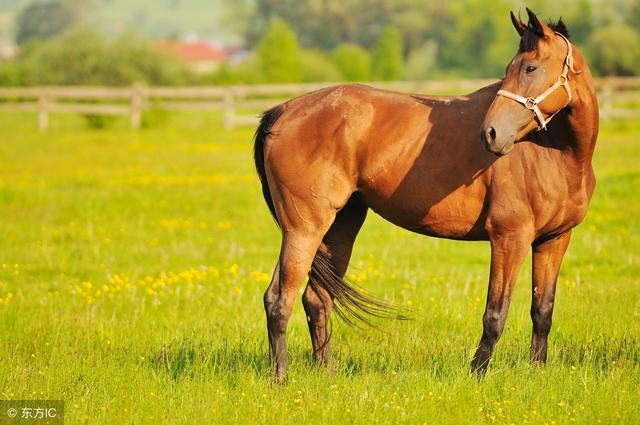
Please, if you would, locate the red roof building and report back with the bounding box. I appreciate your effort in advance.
[157,40,229,74]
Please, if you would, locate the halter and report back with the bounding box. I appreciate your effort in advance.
[496,32,579,130]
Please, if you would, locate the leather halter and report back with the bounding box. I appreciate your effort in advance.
[496,33,579,130]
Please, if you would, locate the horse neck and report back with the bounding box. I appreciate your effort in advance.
[554,53,599,168]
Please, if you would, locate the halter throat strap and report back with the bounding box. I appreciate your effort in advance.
[496,32,577,130]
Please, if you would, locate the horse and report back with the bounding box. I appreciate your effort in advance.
[253,8,598,382]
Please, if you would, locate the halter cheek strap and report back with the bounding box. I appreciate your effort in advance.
[496,33,579,130]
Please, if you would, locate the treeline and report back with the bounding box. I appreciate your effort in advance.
[1,0,639,87]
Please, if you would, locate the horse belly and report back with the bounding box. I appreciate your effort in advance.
[360,185,489,241]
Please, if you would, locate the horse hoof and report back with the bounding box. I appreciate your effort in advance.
[273,372,288,385]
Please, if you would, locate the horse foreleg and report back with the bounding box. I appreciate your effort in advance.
[471,231,531,374]
[530,231,571,364]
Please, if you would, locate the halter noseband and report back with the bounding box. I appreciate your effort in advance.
[496,32,578,130]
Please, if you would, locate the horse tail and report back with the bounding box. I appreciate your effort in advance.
[253,104,286,228]
[309,250,409,328]
[253,103,408,327]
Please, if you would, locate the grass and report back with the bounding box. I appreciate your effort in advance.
[0,111,639,424]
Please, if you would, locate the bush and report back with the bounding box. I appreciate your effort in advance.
[299,50,343,82]
[403,40,438,80]
[332,44,371,81]
[201,55,265,85]
[83,114,117,130]
[256,19,302,83]
[371,26,404,81]
[587,24,640,76]
[1,28,194,86]
[141,104,171,129]
[16,1,78,45]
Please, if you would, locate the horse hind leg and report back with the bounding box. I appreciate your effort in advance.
[302,196,368,366]
[263,191,341,383]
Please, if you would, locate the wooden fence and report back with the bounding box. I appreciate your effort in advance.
[0,78,638,130]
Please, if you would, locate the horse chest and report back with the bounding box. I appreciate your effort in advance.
[488,162,595,238]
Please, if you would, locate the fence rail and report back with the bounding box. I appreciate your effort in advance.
[0,78,638,130]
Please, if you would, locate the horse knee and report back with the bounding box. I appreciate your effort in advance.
[482,310,505,343]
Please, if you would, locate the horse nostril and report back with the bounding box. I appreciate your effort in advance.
[488,127,497,142]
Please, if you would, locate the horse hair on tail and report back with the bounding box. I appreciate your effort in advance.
[309,250,409,328]
[253,104,409,328]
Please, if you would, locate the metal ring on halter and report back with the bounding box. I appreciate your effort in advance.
[495,32,577,130]
[524,98,537,109]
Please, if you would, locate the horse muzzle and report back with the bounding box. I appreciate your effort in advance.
[480,126,514,156]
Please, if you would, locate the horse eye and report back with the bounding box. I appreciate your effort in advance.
[525,65,537,73]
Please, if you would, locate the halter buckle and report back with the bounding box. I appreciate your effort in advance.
[557,74,568,85]
[524,97,537,110]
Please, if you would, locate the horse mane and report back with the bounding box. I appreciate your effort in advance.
[519,19,570,52]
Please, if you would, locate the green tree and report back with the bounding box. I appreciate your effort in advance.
[332,44,371,81]
[256,18,302,83]
[563,0,594,45]
[299,50,343,82]
[16,1,78,44]
[1,28,193,86]
[587,24,640,76]
[371,26,404,81]
[403,40,437,80]
[244,0,433,51]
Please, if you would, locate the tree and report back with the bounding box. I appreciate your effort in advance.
[243,0,433,51]
[256,19,302,83]
[587,24,640,76]
[16,1,78,45]
[299,50,343,82]
[403,40,437,80]
[332,44,371,81]
[2,28,193,86]
[371,26,403,81]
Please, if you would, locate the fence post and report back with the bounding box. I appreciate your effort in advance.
[223,89,234,129]
[38,89,50,131]
[601,79,613,120]
[131,84,143,129]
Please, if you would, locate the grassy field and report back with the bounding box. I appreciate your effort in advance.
[0,111,639,424]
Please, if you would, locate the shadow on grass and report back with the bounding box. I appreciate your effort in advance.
[489,334,640,372]
[147,339,271,381]
[552,334,640,370]
[145,333,639,381]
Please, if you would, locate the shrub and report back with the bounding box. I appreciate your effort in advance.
[256,19,302,83]
[1,28,194,86]
[299,50,343,82]
[586,24,640,76]
[332,44,371,81]
[371,26,404,81]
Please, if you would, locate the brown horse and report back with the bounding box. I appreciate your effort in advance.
[253,8,598,382]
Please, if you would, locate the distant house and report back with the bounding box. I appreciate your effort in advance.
[0,43,16,60]
[157,40,228,74]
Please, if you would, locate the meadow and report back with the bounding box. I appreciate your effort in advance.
[0,108,639,424]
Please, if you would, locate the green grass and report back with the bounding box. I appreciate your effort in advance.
[0,111,639,424]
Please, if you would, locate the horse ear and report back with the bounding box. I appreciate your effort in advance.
[510,11,526,36]
[526,7,545,37]
[554,18,570,38]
